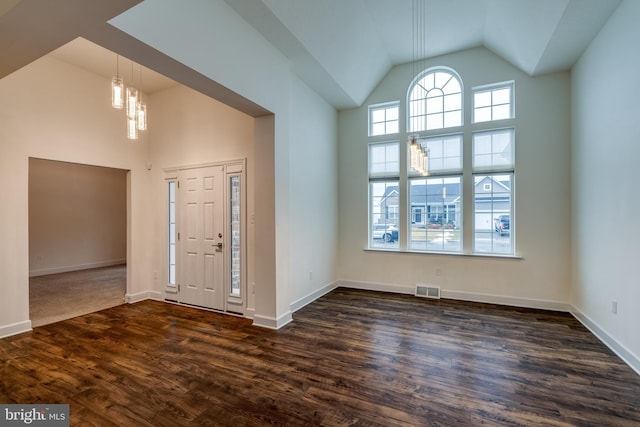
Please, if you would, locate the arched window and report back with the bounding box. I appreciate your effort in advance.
[408,67,463,132]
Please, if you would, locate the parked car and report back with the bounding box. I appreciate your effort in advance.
[372,224,398,243]
[494,215,510,236]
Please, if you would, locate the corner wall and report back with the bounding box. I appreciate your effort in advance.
[338,47,572,309]
[0,55,152,337]
[110,0,339,327]
[571,0,640,372]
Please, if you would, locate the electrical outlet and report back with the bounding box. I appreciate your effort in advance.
[309,271,313,280]
[435,267,442,277]
[611,300,618,315]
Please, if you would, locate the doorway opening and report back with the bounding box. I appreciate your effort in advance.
[28,158,128,327]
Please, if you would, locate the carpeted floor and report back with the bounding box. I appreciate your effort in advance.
[29,265,126,327]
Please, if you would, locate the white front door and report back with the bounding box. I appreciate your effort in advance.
[178,166,225,310]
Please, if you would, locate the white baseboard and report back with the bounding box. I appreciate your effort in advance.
[125,291,163,304]
[571,306,640,377]
[338,280,415,295]
[290,281,339,312]
[338,280,570,312]
[0,320,32,339]
[253,311,293,330]
[29,259,126,277]
[442,290,571,312]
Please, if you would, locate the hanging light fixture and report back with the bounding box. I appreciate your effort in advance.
[125,86,139,120]
[409,0,429,176]
[111,55,124,109]
[136,103,147,131]
[127,117,138,140]
[136,65,147,131]
[409,134,429,176]
[125,59,139,140]
[125,86,139,140]
[110,56,149,140]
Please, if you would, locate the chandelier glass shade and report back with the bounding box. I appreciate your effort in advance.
[111,76,124,109]
[409,135,429,176]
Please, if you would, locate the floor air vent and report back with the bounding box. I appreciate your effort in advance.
[415,285,441,299]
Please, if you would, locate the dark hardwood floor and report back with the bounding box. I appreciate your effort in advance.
[1,288,639,426]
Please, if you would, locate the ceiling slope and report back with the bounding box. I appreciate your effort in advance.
[0,0,141,79]
[225,0,621,109]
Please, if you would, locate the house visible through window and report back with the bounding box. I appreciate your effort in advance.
[408,133,463,252]
[369,142,399,248]
[367,66,516,255]
[473,128,514,254]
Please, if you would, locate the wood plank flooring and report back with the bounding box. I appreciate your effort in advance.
[2,288,639,426]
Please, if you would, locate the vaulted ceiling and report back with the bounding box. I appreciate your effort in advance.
[0,0,622,110]
[224,0,621,108]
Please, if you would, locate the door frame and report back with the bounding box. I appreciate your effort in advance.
[163,159,247,316]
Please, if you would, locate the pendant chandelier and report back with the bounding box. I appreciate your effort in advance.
[409,134,429,176]
[111,55,147,140]
[409,0,429,176]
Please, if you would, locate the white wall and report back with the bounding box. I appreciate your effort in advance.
[288,76,338,308]
[0,55,153,336]
[0,0,341,334]
[110,0,339,327]
[571,0,640,371]
[147,84,257,310]
[338,47,572,308]
[29,158,127,276]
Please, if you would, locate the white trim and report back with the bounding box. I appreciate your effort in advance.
[442,289,570,312]
[252,311,293,330]
[0,320,32,339]
[571,306,640,376]
[338,280,569,311]
[125,291,163,304]
[471,80,515,123]
[163,158,245,174]
[368,100,400,137]
[290,281,339,313]
[29,259,126,277]
[338,280,415,295]
[406,66,464,134]
[244,307,255,319]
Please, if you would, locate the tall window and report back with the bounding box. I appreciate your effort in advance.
[369,102,399,136]
[408,68,462,132]
[409,135,462,252]
[369,142,399,248]
[473,129,514,254]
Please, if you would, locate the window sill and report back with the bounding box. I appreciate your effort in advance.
[364,247,523,260]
